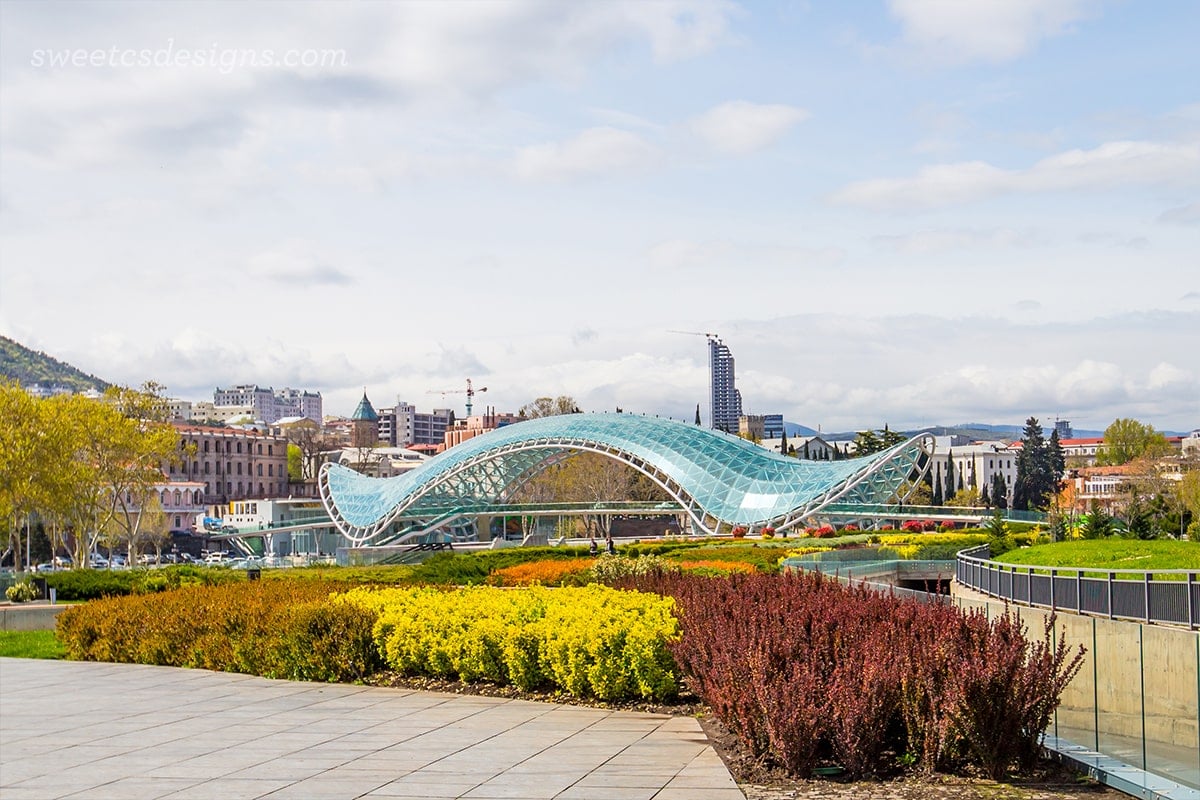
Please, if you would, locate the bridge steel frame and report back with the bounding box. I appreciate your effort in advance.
[319,413,936,547]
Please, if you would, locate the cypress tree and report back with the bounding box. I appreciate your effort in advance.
[992,472,1008,510]
[932,463,944,506]
[944,450,955,502]
[694,404,701,425]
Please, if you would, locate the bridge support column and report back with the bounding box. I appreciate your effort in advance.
[474,515,494,542]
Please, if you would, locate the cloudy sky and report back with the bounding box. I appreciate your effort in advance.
[1,1,1197,434]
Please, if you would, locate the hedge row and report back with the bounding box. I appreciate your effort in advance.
[341,584,680,701]
[618,571,1083,780]
[44,565,244,600]
[56,580,380,682]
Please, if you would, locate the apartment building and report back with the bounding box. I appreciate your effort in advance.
[166,423,290,506]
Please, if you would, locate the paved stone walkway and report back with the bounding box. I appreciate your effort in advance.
[0,658,744,799]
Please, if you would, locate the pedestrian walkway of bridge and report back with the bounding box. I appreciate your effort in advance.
[0,658,743,800]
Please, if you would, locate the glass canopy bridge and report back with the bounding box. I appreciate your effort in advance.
[319,413,942,547]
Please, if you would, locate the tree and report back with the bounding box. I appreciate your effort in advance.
[1013,417,1059,512]
[1096,418,1171,466]
[779,428,788,457]
[1081,500,1114,539]
[991,472,1008,510]
[694,404,701,425]
[931,463,943,506]
[853,426,904,456]
[985,510,1011,556]
[137,493,171,562]
[287,443,304,482]
[519,396,581,418]
[1048,428,1066,479]
[281,420,337,481]
[946,487,981,507]
[1176,470,1200,541]
[944,451,955,502]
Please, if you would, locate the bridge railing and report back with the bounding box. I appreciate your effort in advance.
[955,545,1199,630]
[822,503,1046,522]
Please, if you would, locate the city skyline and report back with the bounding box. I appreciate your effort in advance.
[1,2,1197,432]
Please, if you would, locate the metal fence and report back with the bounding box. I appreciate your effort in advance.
[956,545,1199,630]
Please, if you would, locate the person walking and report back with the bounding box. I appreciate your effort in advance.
[605,534,616,555]
[588,536,598,556]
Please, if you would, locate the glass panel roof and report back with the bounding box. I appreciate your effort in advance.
[320,413,932,544]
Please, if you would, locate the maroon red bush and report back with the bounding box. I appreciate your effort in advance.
[617,572,1083,780]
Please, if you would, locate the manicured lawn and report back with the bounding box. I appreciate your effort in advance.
[994,540,1199,573]
[0,629,66,659]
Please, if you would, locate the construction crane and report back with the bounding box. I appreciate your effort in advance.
[667,329,719,340]
[427,378,488,416]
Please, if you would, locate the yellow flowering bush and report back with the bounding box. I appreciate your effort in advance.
[340,584,680,701]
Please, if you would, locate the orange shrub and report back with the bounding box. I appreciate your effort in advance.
[486,558,597,586]
[56,579,381,682]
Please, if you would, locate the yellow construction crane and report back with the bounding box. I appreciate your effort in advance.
[427,378,488,416]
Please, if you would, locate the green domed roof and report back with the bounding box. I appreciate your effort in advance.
[351,392,378,422]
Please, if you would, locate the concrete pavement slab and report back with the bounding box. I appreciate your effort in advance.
[0,657,744,799]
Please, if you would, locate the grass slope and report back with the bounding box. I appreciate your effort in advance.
[995,540,1199,572]
[0,334,110,392]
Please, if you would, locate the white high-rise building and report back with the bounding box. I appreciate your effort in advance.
[211,385,323,424]
[709,336,742,433]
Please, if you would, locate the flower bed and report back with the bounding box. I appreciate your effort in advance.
[342,584,680,701]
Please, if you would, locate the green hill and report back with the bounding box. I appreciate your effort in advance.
[0,335,110,393]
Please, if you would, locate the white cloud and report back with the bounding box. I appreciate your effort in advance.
[690,100,808,155]
[1147,362,1190,390]
[247,243,355,286]
[887,0,1093,64]
[513,127,657,181]
[832,140,1200,210]
[647,238,844,273]
[872,227,1039,254]
[0,1,735,167]
[1159,202,1200,225]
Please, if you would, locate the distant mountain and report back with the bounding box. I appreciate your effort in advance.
[0,335,110,393]
[783,421,818,437]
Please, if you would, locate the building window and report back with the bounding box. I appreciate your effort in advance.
[268,445,273,456]
[204,441,210,453]
[267,464,273,477]
[237,463,243,475]
[257,464,263,476]
[257,444,263,455]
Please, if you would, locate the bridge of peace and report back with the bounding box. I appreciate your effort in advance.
[310,412,1032,551]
